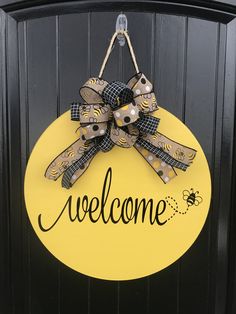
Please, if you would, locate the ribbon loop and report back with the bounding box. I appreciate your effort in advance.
[79,104,111,124]
[134,93,159,113]
[127,73,153,96]
[81,122,107,140]
[113,103,140,127]
[80,77,108,104]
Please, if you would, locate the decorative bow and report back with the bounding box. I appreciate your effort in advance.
[45,73,197,189]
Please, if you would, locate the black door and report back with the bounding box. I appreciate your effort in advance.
[0,1,236,313]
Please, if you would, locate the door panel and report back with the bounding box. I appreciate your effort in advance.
[0,2,236,314]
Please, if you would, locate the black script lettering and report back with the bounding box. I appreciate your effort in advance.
[121,199,130,224]
[125,197,135,221]
[134,199,154,224]
[88,197,100,223]
[38,168,169,231]
[76,197,86,222]
[100,167,112,223]
[110,198,121,223]
[155,200,167,226]
[38,195,72,232]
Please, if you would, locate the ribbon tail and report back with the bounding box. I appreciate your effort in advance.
[136,137,190,170]
[142,131,197,167]
[45,137,93,180]
[134,115,160,134]
[134,143,177,183]
[61,145,100,189]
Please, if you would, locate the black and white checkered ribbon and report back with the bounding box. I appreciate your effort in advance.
[102,81,134,109]
[46,77,194,189]
[134,115,160,135]
[71,102,80,121]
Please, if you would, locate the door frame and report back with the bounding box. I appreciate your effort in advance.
[0,1,236,313]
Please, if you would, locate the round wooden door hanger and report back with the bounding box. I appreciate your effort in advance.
[24,30,211,280]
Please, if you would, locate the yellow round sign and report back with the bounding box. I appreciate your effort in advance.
[24,107,211,280]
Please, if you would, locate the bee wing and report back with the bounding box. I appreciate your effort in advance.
[183,190,190,200]
[194,196,203,206]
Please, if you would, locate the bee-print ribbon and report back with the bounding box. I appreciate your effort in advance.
[45,72,197,189]
[45,30,196,188]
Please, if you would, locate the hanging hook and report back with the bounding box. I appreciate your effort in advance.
[116,14,128,47]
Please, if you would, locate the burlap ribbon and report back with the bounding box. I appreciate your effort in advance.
[45,72,197,189]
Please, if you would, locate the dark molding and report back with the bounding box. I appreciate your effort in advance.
[0,0,236,23]
[0,8,11,314]
[213,18,236,314]
[226,18,236,314]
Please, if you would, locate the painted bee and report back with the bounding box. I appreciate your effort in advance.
[183,188,203,207]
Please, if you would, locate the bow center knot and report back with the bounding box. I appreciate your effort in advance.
[102,81,133,109]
